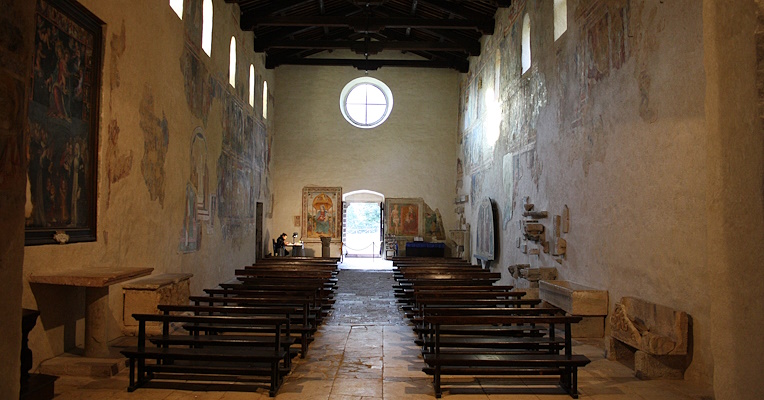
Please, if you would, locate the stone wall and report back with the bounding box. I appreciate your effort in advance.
[0,0,34,396]
[19,0,274,369]
[271,63,458,256]
[456,0,764,396]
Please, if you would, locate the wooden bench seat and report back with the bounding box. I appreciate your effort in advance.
[420,314,590,398]
[121,313,289,396]
[189,294,317,357]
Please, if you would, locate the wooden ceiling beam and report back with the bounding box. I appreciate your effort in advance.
[265,56,469,73]
[242,15,494,34]
[255,38,479,55]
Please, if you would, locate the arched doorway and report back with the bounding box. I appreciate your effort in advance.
[343,190,383,258]
[342,190,391,269]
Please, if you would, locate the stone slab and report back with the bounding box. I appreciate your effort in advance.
[539,280,608,316]
[37,352,126,378]
[610,296,688,356]
[122,272,193,290]
[28,267,154,288]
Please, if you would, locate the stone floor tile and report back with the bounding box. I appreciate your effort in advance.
[331,377,383,397]
[383,378,435,399]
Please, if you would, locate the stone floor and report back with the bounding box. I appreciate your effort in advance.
[50,264,714,399]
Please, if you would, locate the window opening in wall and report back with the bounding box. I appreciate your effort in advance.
[339,77,393,129]
[554,0,567,41]
[170,0,183,19]
[202,0,213,56]
[249,65,255,107]
[522,14,531,73]
[262,81,268,119]
[229,37,236,87]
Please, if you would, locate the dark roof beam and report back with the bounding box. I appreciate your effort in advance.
[258,39,477,55]
[265,56,469,72]
[244,16,494,34]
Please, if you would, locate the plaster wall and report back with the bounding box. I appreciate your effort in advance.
[458,0,719,389]
[19,0,274,368]
[271,65,458,255]
[704,1,764,399]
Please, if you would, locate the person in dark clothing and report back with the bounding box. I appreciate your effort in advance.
[276,232,289,256]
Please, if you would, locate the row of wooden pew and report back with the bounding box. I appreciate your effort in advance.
[391,256,591,398]
[120,256,340,397]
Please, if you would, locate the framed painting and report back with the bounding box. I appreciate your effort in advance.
[385,198,423,238]
[302,187,342,242]
[475,197,495,261]
[25,0,103,245]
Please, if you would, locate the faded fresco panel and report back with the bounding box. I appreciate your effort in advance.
[139,85,169,206]
[217,94,256,240]
[475,197,495,261]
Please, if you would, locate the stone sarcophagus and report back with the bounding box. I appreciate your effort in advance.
[607,296,689,379]
[539,280,608,338]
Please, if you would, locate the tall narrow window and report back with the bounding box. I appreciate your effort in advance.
[249,65,255,107]
[202,0,213,56]
[521,14,531,74]
[229,37,236,87]
[262,81,268,119]
[170,0,183,19]
[554,0,567,41]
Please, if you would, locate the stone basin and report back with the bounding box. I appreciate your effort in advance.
[539,280,608,316]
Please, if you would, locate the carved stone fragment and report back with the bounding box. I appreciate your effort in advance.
[609,297,688,356]
[562,205,570,233]
[523,210,548,219]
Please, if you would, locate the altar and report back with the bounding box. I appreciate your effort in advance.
[28,267,154,357]
[405,242,445,257]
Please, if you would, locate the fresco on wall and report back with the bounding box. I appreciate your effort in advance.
[576,1,631,104]
[385,198,423,238]
[502,152,517,227]
[180,182,200,252]
[423,205,445,240]
[109,20,125,93]
[217,93,256,239]
[475,197,495,261]
[139,85,169,207]
[183,0,202,48]
[303,187,342,240]
[105,119,133,209]
[181,46,218,125]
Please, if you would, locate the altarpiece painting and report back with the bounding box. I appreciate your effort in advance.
[302,187,342,241]
[26,0,103,245]
[385,198,424,238]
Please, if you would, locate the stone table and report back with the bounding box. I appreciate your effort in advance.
[28,267,154,357]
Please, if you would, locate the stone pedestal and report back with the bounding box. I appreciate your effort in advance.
[122,273,192,335]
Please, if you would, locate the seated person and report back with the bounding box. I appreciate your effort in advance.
[276,232,290,256]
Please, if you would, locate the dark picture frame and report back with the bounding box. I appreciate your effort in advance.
[25,0,103,245]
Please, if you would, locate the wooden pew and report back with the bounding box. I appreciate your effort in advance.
[153,304,298,367]
[191,292,317,357]
[121,313,289,397]
[421,314,591,398]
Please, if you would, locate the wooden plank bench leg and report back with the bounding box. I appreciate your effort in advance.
[127,357,136,392]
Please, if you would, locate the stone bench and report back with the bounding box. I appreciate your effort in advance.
[539,280,608,338]
[122,273,193,335]
[606,296,689,379]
